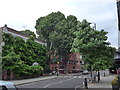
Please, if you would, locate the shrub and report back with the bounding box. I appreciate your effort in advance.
[111,77,119,86]
[13,65,43,78]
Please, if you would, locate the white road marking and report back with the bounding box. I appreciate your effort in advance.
[73,76,77,78]
[65,76,67,78]
[75,82,84,90]
[43,81,63,88]
[43,76,79,88]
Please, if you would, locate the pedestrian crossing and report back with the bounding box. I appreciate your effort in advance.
[59,75,82,79]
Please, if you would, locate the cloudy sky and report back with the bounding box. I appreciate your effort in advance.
[0,0,119,48]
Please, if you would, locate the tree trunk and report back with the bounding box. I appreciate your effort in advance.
[2,70,7,80]
[10,71,14,80]
[64,54,68,74]
[90,63,93,82]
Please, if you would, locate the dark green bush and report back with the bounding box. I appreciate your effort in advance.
[13,65,43,78]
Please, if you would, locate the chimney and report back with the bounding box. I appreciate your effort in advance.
[3,24,8,32]
[4,24,7,27]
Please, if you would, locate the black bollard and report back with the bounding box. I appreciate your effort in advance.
[94,76,96,83]
[84,78,88,89]
[98,71,100,82]
[104,72,105,77]
[104,70,105,77]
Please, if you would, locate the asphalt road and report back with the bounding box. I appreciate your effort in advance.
[16,73,85,90]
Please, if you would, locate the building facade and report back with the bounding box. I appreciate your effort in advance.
[1,25,46,46]
[114,48,120,64]
[1,25,47,80]
[50,53,84,73]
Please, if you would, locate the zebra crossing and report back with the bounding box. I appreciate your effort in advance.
[59,75,82,79]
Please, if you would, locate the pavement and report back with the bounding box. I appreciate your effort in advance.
[87,74,117,89]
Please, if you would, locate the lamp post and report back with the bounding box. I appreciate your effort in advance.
[41,68,44,76]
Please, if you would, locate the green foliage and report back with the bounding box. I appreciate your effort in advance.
[2,33,47,78]
[35,11,78,62]
[14,65,43,77]
[71,19,116,70]
[20,29,36,38]
[111,76,119,86]
[35,11,115,72]
[35,11,65,41]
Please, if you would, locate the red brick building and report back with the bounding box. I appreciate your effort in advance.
[50,53,84,73]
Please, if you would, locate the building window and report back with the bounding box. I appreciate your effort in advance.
[76,61,78,63]
[73,67,75,69]
[80,55,82,59]
[80,61,82,63]
[60,67,62,69]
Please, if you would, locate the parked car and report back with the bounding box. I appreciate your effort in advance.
[82,70,89,75]
[0,81,18,90]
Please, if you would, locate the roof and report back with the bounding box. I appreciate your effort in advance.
[2,25,46,44]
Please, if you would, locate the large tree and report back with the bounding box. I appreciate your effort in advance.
[35,11,65,63]
[35,12,78,64]
[71,19,116,80]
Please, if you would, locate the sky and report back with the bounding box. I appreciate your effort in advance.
[0,0,119,48]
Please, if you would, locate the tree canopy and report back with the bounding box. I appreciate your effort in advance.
[35,12,116,72]
[35,11,78,62]
[71,19,116,70]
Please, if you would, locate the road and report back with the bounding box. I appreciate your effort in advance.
[16,73,85,90]
[16,70,109,90]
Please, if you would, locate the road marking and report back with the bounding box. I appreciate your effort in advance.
[65,76,67,78]
[75,82,84,90]
[73,76,77,78]
[43,81,63,88]
[43,77,76,88]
